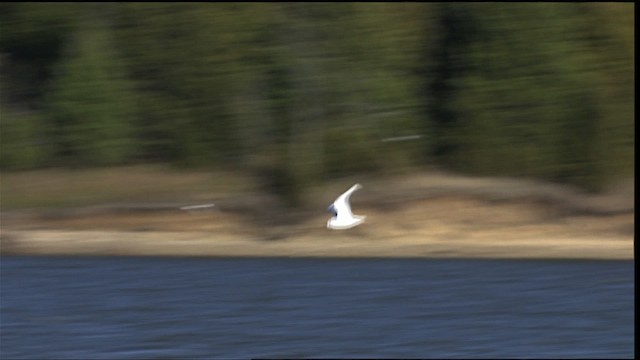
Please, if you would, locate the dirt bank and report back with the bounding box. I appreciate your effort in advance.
[1,173,634,259]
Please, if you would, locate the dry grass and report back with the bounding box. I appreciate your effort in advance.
[1,197,633,259]
[1,167,633,259]
[1,165,257,209]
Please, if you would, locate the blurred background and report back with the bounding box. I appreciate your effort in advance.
[0,5,634,358]
[0,3,634,207]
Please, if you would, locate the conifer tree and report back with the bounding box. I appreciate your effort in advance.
[48,13,137,166]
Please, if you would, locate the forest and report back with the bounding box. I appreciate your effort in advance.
[0,3,634,204]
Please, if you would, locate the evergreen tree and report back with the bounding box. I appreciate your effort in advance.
[426,3,634,190]
[0,3,634,195]
[47,13,137,166]
[0,108,48,169]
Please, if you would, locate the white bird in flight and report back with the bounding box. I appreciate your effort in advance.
[326,183,366,230]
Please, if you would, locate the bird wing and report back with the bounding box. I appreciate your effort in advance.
[333,183,362,220]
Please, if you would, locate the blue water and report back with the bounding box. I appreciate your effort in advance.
[0,256,634,359]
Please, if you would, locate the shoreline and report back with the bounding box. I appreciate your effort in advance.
[1,231,632,260]
[2,171,633,260]
[2,195,633,260]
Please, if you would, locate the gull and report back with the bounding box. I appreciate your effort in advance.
[327,183,366,230]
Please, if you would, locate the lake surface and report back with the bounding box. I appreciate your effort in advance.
[0,256,634,359]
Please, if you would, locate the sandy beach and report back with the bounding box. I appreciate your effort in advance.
[2,174,634,260]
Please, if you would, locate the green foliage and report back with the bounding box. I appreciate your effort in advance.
[0,3,76,104]
[46,13,136,166]
[0,109,48,169]
[324,125,379,176]
[427,3,634,191]
[0,3,634,198]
